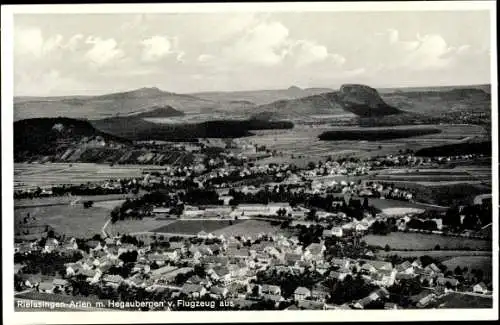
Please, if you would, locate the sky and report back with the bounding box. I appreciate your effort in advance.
[13,10,492,96]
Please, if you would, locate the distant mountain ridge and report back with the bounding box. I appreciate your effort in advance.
[190,86,335,106]
[14,87,249,121]
[14,84,491,122]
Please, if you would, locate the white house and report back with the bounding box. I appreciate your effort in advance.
[473,282,488,294]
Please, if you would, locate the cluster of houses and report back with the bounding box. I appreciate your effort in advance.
[14,226,489,310]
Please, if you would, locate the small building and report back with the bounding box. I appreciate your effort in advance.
[261,284,281,296]
[103,274,124,287]
[181,283,207,298]
[294,286,311,301]
[473,282,488,294]
[37,281,54,294]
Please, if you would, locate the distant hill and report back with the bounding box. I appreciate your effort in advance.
[14,117,129,161]
[14,87,248,121]
[335,84,402,117]
[250,92,345,119]
[127,105,185,118]
[249,84,491,123]
[250,84,401,119]
[190,86,335,106]
[380,87,491,118]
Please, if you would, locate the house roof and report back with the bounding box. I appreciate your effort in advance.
[86,240,101,248]
[213,266,230,277]
[355,296,374,308]
[52,279,68,286]
[396,273,415,280]
[331,258,348,266]
[186,275,203,284]
[262,294,283,302]
[151,265,177,277]
[396,261,412,272]
[294,286,311,295]
[425,263,441,273]
[475,282,487,289]
[362,259,393,271]
[437,277,459,286]
[38,281,53,291]
[182,283,204,293]
[103,274,124,283]
[261,284,281,293]
[297,300,325,310]
[285,253,301,262]
[306,243,324,255]
[375,287,390,298]
[210,286,227,295]
[148,253,170,261]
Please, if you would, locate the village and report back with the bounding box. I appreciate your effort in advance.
[13,137,493,311]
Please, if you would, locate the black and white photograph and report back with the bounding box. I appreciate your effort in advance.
[2,1,498,324]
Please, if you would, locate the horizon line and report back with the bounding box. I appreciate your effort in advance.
[14,82,492,98]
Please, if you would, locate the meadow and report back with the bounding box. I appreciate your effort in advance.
[151,220,244,235]
[376,250,492,262]
[14,204,114,238]
[107,219,175,237]
[211,219,282,238]
[442,256,493,281]
[14,163,167,190]
[367,198,448,212]
[364,232,491,251]
[248,123,488,161]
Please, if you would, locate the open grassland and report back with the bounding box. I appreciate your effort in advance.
[364,232,491,251]
[211,219,282,237]
[14,204,114,238]
[371,181,491,206]
[376,250,492,262]
[14,163,167,190]
[248,124,488,160]
[15,194,136,209]
[151,220,244,235]
[442,256,493,281]
[370,166,492,190]
[107,219,176,237]
[429,293,492,308]
[367,198,448,212]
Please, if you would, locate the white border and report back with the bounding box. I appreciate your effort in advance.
[2,2,498,324]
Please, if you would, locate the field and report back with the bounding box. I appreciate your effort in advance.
[318,127,442,141]
[14,163,168,190]
[211,219,283,237]
[429,293,493,308]
[442,256,493,281]
[248,123,488,160]
[376,250,492,262]
[370,166,491,187]
[107,219,176,237]
[367,198,448,212]
[364,232,491,250]
[14,194,136,209]
[14,202,121,238]
[151,220,245,235]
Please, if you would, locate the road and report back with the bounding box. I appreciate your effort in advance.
[101,218,111,238]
